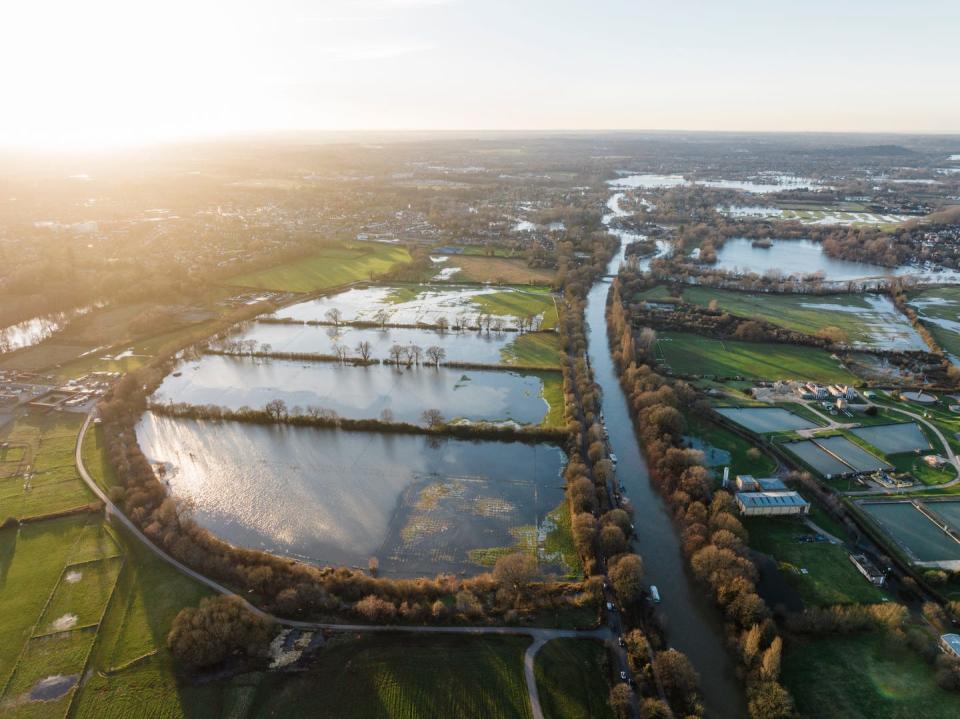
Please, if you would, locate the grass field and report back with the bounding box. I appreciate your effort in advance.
[227,243,411,293]
[501,333,562,368]
[0,516,92,685]
[245,634,533,719]
[80,422,120,492]
[746,518,888,606]
[0,514,125,718]
[450,256,554,285]
[473,289,559,329]
[672,287,916,349]
[0,413,94,520]
[655,331,858,384]
[539,372,565,428]
[534,639,614,719]
[783,632,960,719]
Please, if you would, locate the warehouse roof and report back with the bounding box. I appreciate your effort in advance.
[735,491,810,509]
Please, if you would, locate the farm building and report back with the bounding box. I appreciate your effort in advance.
[735,491,810,516]
[736,475,788,492]
[940,634,960,658]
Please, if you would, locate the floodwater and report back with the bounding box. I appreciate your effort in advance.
[594,199,747,716]
[608,172,819,194]
[229,322,516,365]
[153,354,552,426]
[137,413,566,575]
[796,295,926,351]
[711,238,897,281]
[0,306,93,353]
[275,285,554,327]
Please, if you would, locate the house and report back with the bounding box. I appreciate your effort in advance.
[735,491,810,516]
[924,455,947,469]
[940,634,960,659]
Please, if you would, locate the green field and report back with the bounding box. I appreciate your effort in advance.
[0,413,94,520]
[746,518,888,606]
[0,514,124,718]
[539,372,565,428]
[502,333,562,368]
[534,639,614,719]
[80,422,120,492]
[244,635,533,719]
[783,632,960,719]
[655,331,858,384]
[671,287,914,348]
[473,289,559,330]
[227,243,411,293]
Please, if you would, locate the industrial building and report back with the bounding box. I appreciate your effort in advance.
[735,491,811,516]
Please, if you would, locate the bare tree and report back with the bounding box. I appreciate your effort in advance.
[372,309,391,329]
[408,344,423,366]
[355,340,372,362]
[421,408,444,427]
[491,318,504,335]
[334,343,349,364]
[325,308,342,326]
[389,343,404,366]
[264,399,288,421]
[380,408,395,422]
[436,316,449,333]
[426,346,446,366]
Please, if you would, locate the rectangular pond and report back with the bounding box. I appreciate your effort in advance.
[851,423,930,455]
[715,407,817,433]
[226,321,517,366]
[783,440,852,477]
[153,355,555,426]
[860,501,960,563]
[275,285,556,328]
[926,501,960,535]
[814,436,891,473]
[136,413,569,576]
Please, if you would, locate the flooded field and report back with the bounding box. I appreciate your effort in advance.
[676,288,924,351]
[274,285,557,329]
[153,354,555,426]
[136,413,568,576]
[715,407,816,433]
[710,238,897,281]
[231,321,516,365]
[609,173,820,193]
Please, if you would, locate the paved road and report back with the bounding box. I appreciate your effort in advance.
[74,412,610,718]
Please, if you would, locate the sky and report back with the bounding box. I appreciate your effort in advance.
[1,0,958,148]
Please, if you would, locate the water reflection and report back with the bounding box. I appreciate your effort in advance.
[153,354,552,425]
[137,413,565,576]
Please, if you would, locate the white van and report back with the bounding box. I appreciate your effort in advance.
[649,585,661,603]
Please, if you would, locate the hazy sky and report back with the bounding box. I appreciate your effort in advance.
[2,0,958,147]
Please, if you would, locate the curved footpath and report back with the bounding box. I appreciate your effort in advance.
[74,412,612,719]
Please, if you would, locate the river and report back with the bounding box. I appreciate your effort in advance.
[590,193,746,717]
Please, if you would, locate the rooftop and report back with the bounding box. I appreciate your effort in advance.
[736,491,810,509]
